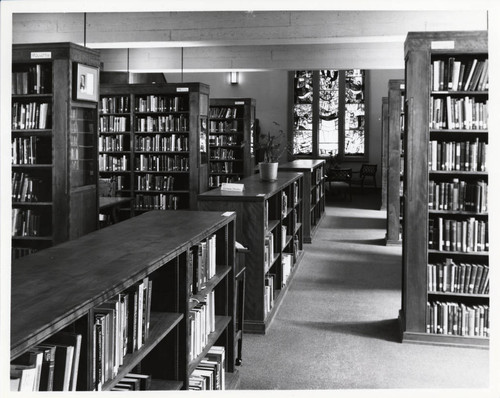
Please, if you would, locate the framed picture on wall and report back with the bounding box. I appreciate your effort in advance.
[73,63,99,102]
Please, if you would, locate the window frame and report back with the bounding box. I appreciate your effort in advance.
[288,70,369,162]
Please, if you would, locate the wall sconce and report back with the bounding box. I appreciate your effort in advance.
[230,71,239,85]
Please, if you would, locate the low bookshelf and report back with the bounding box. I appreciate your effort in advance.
[278,159,325,243]
[11,210,239,390]
[198,172,304,334]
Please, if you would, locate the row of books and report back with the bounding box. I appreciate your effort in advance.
[208,175,240,188]
[12,102,50,130]
[427,259,489,295]
[264,232,275,270]
[11,332,82,391]
[428,139,487,172]
[428,179,488,213]
[281,253,293,288]
[188,236,218,295]
[209,135,238,146]
[12,172,43,202]
[93,278,152,390]
[189,346,225,390]
[429,97,488,130]
[100,96,130,114]
[428,217,488,253]
[282,192,288,218]
[188,291,216,362]
[99,135,128,152]
[264,273,275,316]
[431,58,488,92]
[99,115,128,133]
[134,193,181,210]
[110,373,152,391]
[209,107,239,119]
[315,166,323,184]
[12,64,51,95]
[11,246,38,260]
[99,154,128,171]
[135,134,189,152]
[210,148,236,160]
[136,115,189,133]
[209,120,239,133]
[135,154,189,172]
[210,162,235,174]
[136,174,176,192]
[135,95,186,113]
[12,136,38,165]
[426,301,489,337]
[12,208,41,237]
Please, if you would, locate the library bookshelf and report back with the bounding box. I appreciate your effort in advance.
[381,97,389,212]
[11,210,238,390]
[198,172,305,334]
[98,82,210,216]
[208,98,256,189]
[11,43,100,259]
[278,159,325,243]
[386,80,405,245]
[400,31,489,348]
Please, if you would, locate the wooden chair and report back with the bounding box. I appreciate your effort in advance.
[326,167,353,201]
[352,164,377,190]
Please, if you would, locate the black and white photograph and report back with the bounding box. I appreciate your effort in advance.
[1,1,498,397]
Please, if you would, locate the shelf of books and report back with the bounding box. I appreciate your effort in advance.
[386,80,405,245]
[99,83,210,215]
[11,42,100,260]
[198,172,304,334]
[381,97,389,212]
[400,31,489,348]
[11,210,238,391]
[278,159,325,243]
[208,98,256,189]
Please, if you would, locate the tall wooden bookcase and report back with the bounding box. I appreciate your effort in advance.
[11,210,238,390]
[11,43,100,259]
[386,80,405,245]
[400,31,489,348]
[208,98,256,189]
[98,83,210,215]
[380,97,388,211]
[278,159,325,243]
[198,172,304,334]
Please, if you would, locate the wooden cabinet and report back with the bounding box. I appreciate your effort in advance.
[198,172,304,334]
[278,159,325,243]
[11,43,100,259]
[400,31,489,348]
[11,210,238,390]
[386,80,405,245]
[208,98,256,188]
[98,83,210,214]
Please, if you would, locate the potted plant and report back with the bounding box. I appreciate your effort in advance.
[258,121,285,181]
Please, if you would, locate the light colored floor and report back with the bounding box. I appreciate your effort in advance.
[238,192,491,395]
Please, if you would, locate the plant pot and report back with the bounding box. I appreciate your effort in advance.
[259,162,279,182]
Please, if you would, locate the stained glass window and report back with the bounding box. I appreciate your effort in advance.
[291,69,366,159]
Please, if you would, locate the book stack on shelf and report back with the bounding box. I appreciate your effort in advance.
[11,210,238,390]
[400,30,488,348]
[11,43,100,259]
[189,346,226,390]
[198,172,304,334]
[208,98,256,189]
[99,83,210,215]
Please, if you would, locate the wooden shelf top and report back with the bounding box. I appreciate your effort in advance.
[278,159,326,171]
[198,172,303,202]
[11,210,235,356]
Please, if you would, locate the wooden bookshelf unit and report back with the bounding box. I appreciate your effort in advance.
[278,159,325,243]
[11,210,238,390]
[11,43,100,259]
[381,97,389,212]
[198,172,305,334]
[386,80,405,245]
[400,31,489,348]
[208,98,256,189]
[98,82,210,216]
